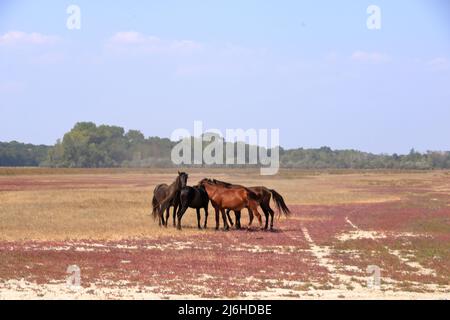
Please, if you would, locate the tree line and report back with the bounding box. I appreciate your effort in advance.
[0,141,50,166]
[1,122,450,169]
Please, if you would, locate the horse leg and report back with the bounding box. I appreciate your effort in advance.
[226,209,234,227]
[158,206,162,227]
[268,206,275,231]
[251,203,263,230]
[215,207,220,230]
[257,210,263,229]
[248,209,254,229]
[203,207,208,229]
[261,204,270,230]
[221,208,229,231]
[176,205,188,230]
[164,207,170,228]
[235,211,242,230]
[172,203,178,227]
[160,206,166,227]
[203,206,209,229]
[196,208,202,229]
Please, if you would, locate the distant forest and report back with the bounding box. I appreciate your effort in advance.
[1,122,450,169]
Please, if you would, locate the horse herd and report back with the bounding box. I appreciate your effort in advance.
[151,172,290,231]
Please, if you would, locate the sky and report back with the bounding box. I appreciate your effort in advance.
[0,0,449,154]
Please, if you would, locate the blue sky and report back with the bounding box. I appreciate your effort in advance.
[0,0,449,153]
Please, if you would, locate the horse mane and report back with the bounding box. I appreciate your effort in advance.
[211,179,257,199]
[203,179,248,193]
[202,178,215,184]
[212,179,233,187]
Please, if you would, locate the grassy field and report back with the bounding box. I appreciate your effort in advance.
[0,168,449,299]
[0,168,420,240]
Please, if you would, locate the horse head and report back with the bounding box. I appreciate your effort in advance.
[178,171,189,188]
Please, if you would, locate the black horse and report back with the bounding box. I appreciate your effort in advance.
[175,185,210,230]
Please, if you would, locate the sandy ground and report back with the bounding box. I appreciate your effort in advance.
[1,279,449,300]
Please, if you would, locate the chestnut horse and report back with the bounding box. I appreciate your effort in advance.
[151,171,188,227]
[198,178,263,230]
[211,179,290,230]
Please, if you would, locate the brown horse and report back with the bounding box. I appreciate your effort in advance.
[151,171,188,227]
[198,178,263,230]
[212,179,290,230]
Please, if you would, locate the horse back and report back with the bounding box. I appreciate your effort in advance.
[154,184,169,201]
[248,186,270,202]
[181,186,209,208]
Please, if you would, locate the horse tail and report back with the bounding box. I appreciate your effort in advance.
[151,194,160,221]
[270,189,291,217]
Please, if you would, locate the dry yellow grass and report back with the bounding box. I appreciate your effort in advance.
[1,168,449,241]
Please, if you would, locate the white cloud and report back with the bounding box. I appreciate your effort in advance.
[107,31,203,54]
[427,57,449,71]
[0,31,59,46]
[351,50,390,63]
